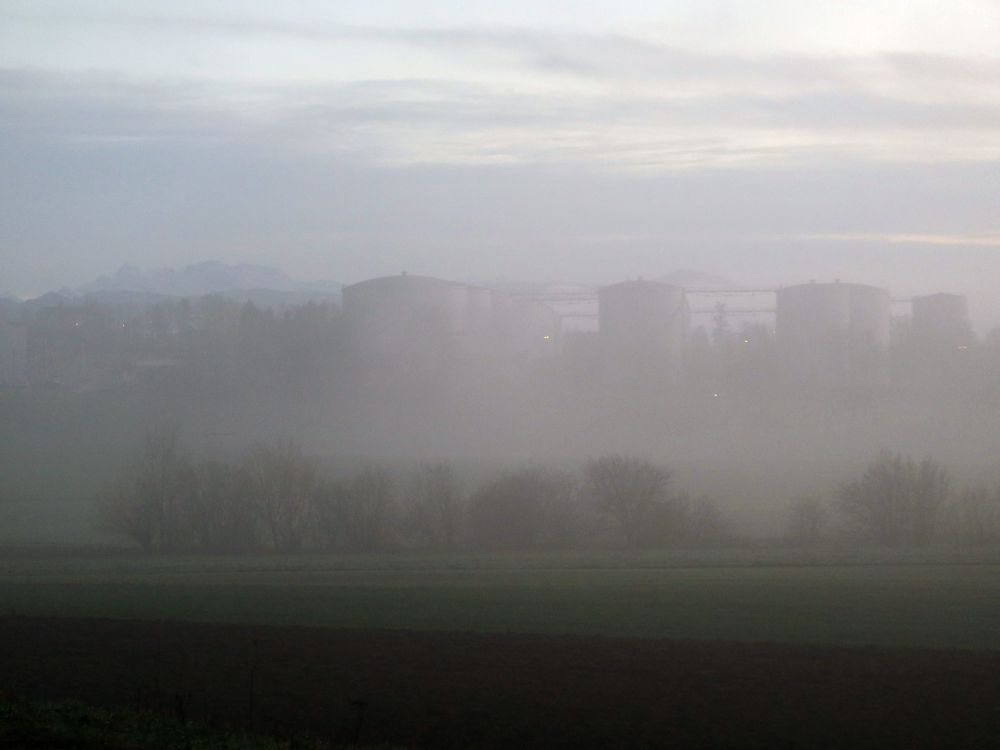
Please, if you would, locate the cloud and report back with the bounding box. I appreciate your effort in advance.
[4,62,1000,174]
[5,8,1000,171]
[789,232,1000,248]
[21,9,1000,94]
[4,6,1000,325]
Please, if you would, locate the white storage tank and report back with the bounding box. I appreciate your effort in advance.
[776,281,890,388]
[598,280,689,383]
[342,274,469,367]
[511,298,561,359]
[848,283,891,387]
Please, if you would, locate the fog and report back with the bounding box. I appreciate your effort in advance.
[5,6,1000,748]
[2,269,999,543]
[3,2,1000,546]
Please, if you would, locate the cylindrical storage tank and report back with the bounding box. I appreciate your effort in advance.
[460,285,495,357]
[848,284,891,387]
[776,283,852,387]
[599,281,687,352]
[776,282,889,388]
[342,274,468,365]
[598,280,688,383]
[487,289,515,354]
[511,299,561,358]
[912,293,972,347]
[488,289,513,327]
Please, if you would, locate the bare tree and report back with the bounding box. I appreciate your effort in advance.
[97,425,190,551]
[186,460,258,552]
[318,466,396,553]
[585,455,672,548]
[686,495,732,547]
[835,451,950,547]
[948,487,1000,546]
[97,470,156,551]
[468,467,580,551]
[403,462,464,551]
[784,496,828,545]
[242,438,318,552]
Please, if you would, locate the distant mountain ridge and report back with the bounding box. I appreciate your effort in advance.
[13,264,734,316]
[7,261,344,314]
[81,261,342,298]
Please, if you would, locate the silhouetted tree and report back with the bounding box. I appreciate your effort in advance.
[784,496,828,545]
[186,460,258,552]
[317,466,396,552]
[403,462,465,551]
[835,452,950,547]
[685,495,733,547]
[96,425,191,551]
[585,455,672,547]
[97,471,157,551]
[468,467,579,550]
[242,438,318,552]
[948,487,1000,546]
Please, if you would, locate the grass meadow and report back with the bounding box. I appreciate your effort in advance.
[2,550,999,649]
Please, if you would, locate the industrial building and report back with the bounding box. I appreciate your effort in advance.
[339,273,977,392]
[343,275,469,361]
[598,280,689,383]
[341,274,560,373]
[775,282,890,388]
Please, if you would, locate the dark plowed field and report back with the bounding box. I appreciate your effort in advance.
[2,616,999,749]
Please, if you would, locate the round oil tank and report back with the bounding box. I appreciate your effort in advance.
[487,289,515,347]
[776,282,889,388]
[847,284,891,387]
[849,285,891,346]
[342,274,468,358]
[511,298,561,358]
[776,283,852,387]
[489,289,513,324]
[598,280,687,354]
[776,283,852,341]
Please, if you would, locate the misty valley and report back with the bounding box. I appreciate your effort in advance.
[2,265,1000,748]
[2,267,999,547]
[5,1,1000,744]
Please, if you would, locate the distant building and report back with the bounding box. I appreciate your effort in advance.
[776,281,890,388]
[510,298,561,360]
[341,274,560,379]
[598,280,689,384]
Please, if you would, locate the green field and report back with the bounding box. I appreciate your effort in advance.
[2,550,1000,650]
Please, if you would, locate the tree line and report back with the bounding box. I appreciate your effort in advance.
[97,429,731,553]
[99,431,1000,553]
[785,451,1000,547]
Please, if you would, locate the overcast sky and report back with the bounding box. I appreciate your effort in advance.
[2,1,1000,325]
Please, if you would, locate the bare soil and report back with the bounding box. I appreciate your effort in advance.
[1,615,999,749]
